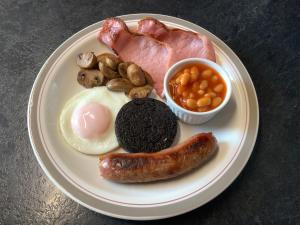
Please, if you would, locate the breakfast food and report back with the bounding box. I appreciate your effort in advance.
[115,98,177,153]
[97,53,121,71]
[117,62,131,77]
[98,17,174,96]
[98,17,216,96]
[126,64,146,86]
[77,52,98,69]
[99,132,218,183]
[59,17,222,184]
[77,69,105,88]
[60,87,130,154]
[168,64,227,112]
[128,85,153,99]
[76,52,153,98]
[106,78,134,93]
[137,17,216,62]
[99,61,119,79]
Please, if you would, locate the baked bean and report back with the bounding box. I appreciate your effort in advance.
[180,73,190,86]
[200,80,208,90]
[192,81,200,92]
[202,69,212,78]
[177,85,185,95]
[176,75,182,84]
[212,97,222,107]
[204,91,216,98]
[211,75,218,82]
[191,72,198,82]
[187,99,197,109]
[198,90,205,95]
[184,68,190,74]
[182,91,189,97]
[189,93,196,99]
[191,66,199,74]
[191,66,199,82]
[214,84,224,92]
[198,106,209,112]
[197,97,211,107]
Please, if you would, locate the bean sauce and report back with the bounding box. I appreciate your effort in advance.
[168,64,227,112]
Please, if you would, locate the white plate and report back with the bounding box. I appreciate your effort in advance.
[27,14,259,220]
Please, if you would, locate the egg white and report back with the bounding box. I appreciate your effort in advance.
[59,87,130,154]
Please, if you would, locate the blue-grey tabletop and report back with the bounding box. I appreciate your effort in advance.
[1,0,299,224]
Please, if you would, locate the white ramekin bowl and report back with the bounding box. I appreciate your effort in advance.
[164,58,232,125]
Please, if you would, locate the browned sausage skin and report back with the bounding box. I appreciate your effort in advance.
[99,132,218,183]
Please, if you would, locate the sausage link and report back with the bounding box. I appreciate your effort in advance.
[99,132,218,183]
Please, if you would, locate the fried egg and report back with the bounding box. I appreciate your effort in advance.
[59,87,130,154]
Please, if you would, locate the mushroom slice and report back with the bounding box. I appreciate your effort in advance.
[128,85,153,98]
[77,69,104,88]
[97,53,121,70]
[127,63,146,86]
[106,78,134,93]
[76,52,97,69]
[99,62,120,79]
[118,62,131,78]
[143,70,154,86]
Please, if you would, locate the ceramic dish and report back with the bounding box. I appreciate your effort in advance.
[27,13,259,220]
[164,58,232,124]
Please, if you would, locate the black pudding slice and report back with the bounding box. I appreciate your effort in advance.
[115,98,178,153]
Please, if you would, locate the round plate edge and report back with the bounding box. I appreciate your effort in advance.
[27,13,259,220]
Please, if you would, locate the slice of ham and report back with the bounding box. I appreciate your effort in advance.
[98,18,175,96]
[137,17,216,62]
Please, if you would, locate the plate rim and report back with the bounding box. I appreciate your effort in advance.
[27,13,259,220]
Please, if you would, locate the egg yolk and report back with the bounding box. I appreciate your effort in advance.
[71,103,111,139]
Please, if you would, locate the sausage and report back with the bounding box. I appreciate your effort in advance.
[99,133,218,183]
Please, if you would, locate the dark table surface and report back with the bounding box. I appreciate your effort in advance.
[1,0,299,224]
